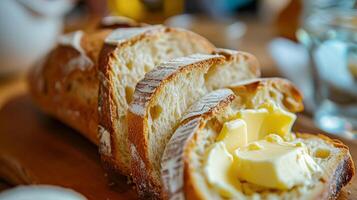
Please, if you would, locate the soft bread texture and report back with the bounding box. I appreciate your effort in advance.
[161,78,355,200]
[97,26,216,176]
[127,51,260,198]
[227,78,304,113]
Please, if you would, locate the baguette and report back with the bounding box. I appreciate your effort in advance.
[161,78,355,200]
[97,25,216,176]
[127,50,260,198]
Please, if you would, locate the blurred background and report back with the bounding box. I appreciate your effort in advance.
[0,0,307,107]
[0,0,305,77]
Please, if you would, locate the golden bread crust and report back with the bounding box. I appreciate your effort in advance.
[28,29,111,144]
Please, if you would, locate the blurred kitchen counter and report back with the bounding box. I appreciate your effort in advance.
[0,74,27,110]
[239,15,279,77]
[0,180,11,192]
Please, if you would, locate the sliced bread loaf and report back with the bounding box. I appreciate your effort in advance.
[161,78,354,200]
[97,25,216,176]
[127,50,260,198]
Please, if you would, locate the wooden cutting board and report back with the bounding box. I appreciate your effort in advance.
[0,95,136,199]
[0,95,356,199]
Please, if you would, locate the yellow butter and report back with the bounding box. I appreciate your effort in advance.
[216,119,248,153]
[204,142,244,198]
[204,103,320,194]
[234,135,322,190]
[259,104,297,141]
[265,133,285,144]
[247,142,264,151]
[236,109,268,142]
[237,104,296,142]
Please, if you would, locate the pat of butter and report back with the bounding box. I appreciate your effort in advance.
[259,104,297,141]
[236,109,268,142]
[216,119,248,153]
[204,142,243,198]
[234,136,322,190]
[237,104,296,142]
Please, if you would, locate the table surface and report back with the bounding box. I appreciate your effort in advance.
[0,95,137,199]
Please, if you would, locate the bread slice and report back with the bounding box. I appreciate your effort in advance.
[97,25,216,176]
[161,78,355,200]
[127,50,260,198]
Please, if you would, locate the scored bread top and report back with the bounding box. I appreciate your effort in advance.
[57,31,94,74]
[127,50,260,198]
[161,78,305,199]
[28,29,111,144]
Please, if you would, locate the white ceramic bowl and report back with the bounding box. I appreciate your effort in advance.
[0,0,74,75]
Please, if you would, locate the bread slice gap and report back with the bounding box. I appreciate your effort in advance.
[161,78,354,200]
[98,25,217,176]
[128,50,260,198]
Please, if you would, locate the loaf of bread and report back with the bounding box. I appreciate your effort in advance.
[28,18,354,200]
[127,50,260,198]
[29,24,215,147]
[161,78,355,200]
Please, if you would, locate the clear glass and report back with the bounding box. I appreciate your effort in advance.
[298,9,357,138]
[303,0,356,15]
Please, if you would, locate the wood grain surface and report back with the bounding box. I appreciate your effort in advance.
[0,95,136,199]
[0,95,356,199]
